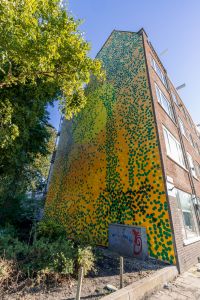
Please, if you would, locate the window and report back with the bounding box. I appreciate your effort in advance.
[185,112,189,123]
[172,92,179,105]
[187,152,197,178]
[186,129,190,140]
[163,126,186,167]
[189,133,195,148]
[176,189,199,240]
[181,106,188,121]
[188,116,193,128]
[151,56,168,87]
[178,117,187,137]
[195,143,200,156]
[195,161,200,178]
[194,198,200,229]
[155,84,175,121]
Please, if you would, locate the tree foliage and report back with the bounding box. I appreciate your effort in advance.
[0,0,104,119]
[30,125,57,192]
[0,99,19,149]
[0,0,104,221]
[0,82,55,198]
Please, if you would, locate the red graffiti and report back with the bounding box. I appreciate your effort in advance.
[132,229,142,255]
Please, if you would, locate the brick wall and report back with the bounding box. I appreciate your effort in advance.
[168,194,200,273]
[143,31,200,272]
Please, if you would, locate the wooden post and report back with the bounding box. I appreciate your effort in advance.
[76,266,84,300]
[120,256,124,289]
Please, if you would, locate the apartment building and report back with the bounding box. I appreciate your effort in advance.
[46,28,200,273]
[142,30,200,272]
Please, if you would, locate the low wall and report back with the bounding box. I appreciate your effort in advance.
[101,266,178,300]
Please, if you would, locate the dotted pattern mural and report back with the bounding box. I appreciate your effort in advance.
[46,31,175,264]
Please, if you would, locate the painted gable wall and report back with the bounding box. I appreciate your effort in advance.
[46,31,175,263]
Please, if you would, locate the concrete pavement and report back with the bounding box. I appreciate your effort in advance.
[148,265,200,300]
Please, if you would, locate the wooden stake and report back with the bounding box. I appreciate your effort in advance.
[76,266,84,300]
[120,256,124,289]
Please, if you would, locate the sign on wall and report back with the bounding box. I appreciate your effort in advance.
[108,224,148,260]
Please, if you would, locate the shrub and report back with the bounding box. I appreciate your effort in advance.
[0,223,97,290]
[77,246,95,275]
[0,258,13,284]
[0,228,29,260]
[0,224,74,278]
[52,252,74,275]
[37,219,66,241]
[25,236,75,275]
[0,224,16,238]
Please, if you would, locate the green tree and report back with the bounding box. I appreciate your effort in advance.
[0,82,54,195]
[0,82,56,224]
[29,125,57,192]
[0,99,19,149]
[0,0,103,135]
[0,0,104,223]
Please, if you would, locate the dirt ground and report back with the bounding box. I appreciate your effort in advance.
[1,247,167,300]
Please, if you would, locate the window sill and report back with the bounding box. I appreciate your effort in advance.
[166,155,188,172]
[183,236,200,246]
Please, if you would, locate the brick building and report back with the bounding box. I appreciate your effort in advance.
[46,28,200,273]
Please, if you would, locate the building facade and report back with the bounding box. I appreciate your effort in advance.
[46,29,200,272]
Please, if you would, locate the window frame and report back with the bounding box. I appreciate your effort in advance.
[155,84,175,122]
[176,189,199,241]
[195,161,200,178]
[178,117,187,138]
[188,115,193,128]
[189,133,195,148]
[151,56,168,88]
[187,152,197,178]
[195,142,200,156]
[172,92,179,106]
[163,125,186,168]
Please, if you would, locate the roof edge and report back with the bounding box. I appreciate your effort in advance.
[95,30,115,58]
[95,28,147,58]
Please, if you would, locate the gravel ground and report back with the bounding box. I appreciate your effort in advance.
[1,247,167,300]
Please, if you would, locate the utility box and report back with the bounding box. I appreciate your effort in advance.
[108,224,148,260]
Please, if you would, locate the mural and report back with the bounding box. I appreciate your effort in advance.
[46,31,175,264]
[132,229,143,256]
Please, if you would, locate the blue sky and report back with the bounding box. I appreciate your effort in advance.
[48,0,200,130]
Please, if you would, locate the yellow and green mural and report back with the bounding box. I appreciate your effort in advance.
[46,31,175,264]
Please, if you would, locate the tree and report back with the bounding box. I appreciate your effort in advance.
[0,81,57,224]
[0,99,19,149]
[29,125,57,193]
[0,81,54,193]
[0,0,104,133]
[0,0,104,223]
